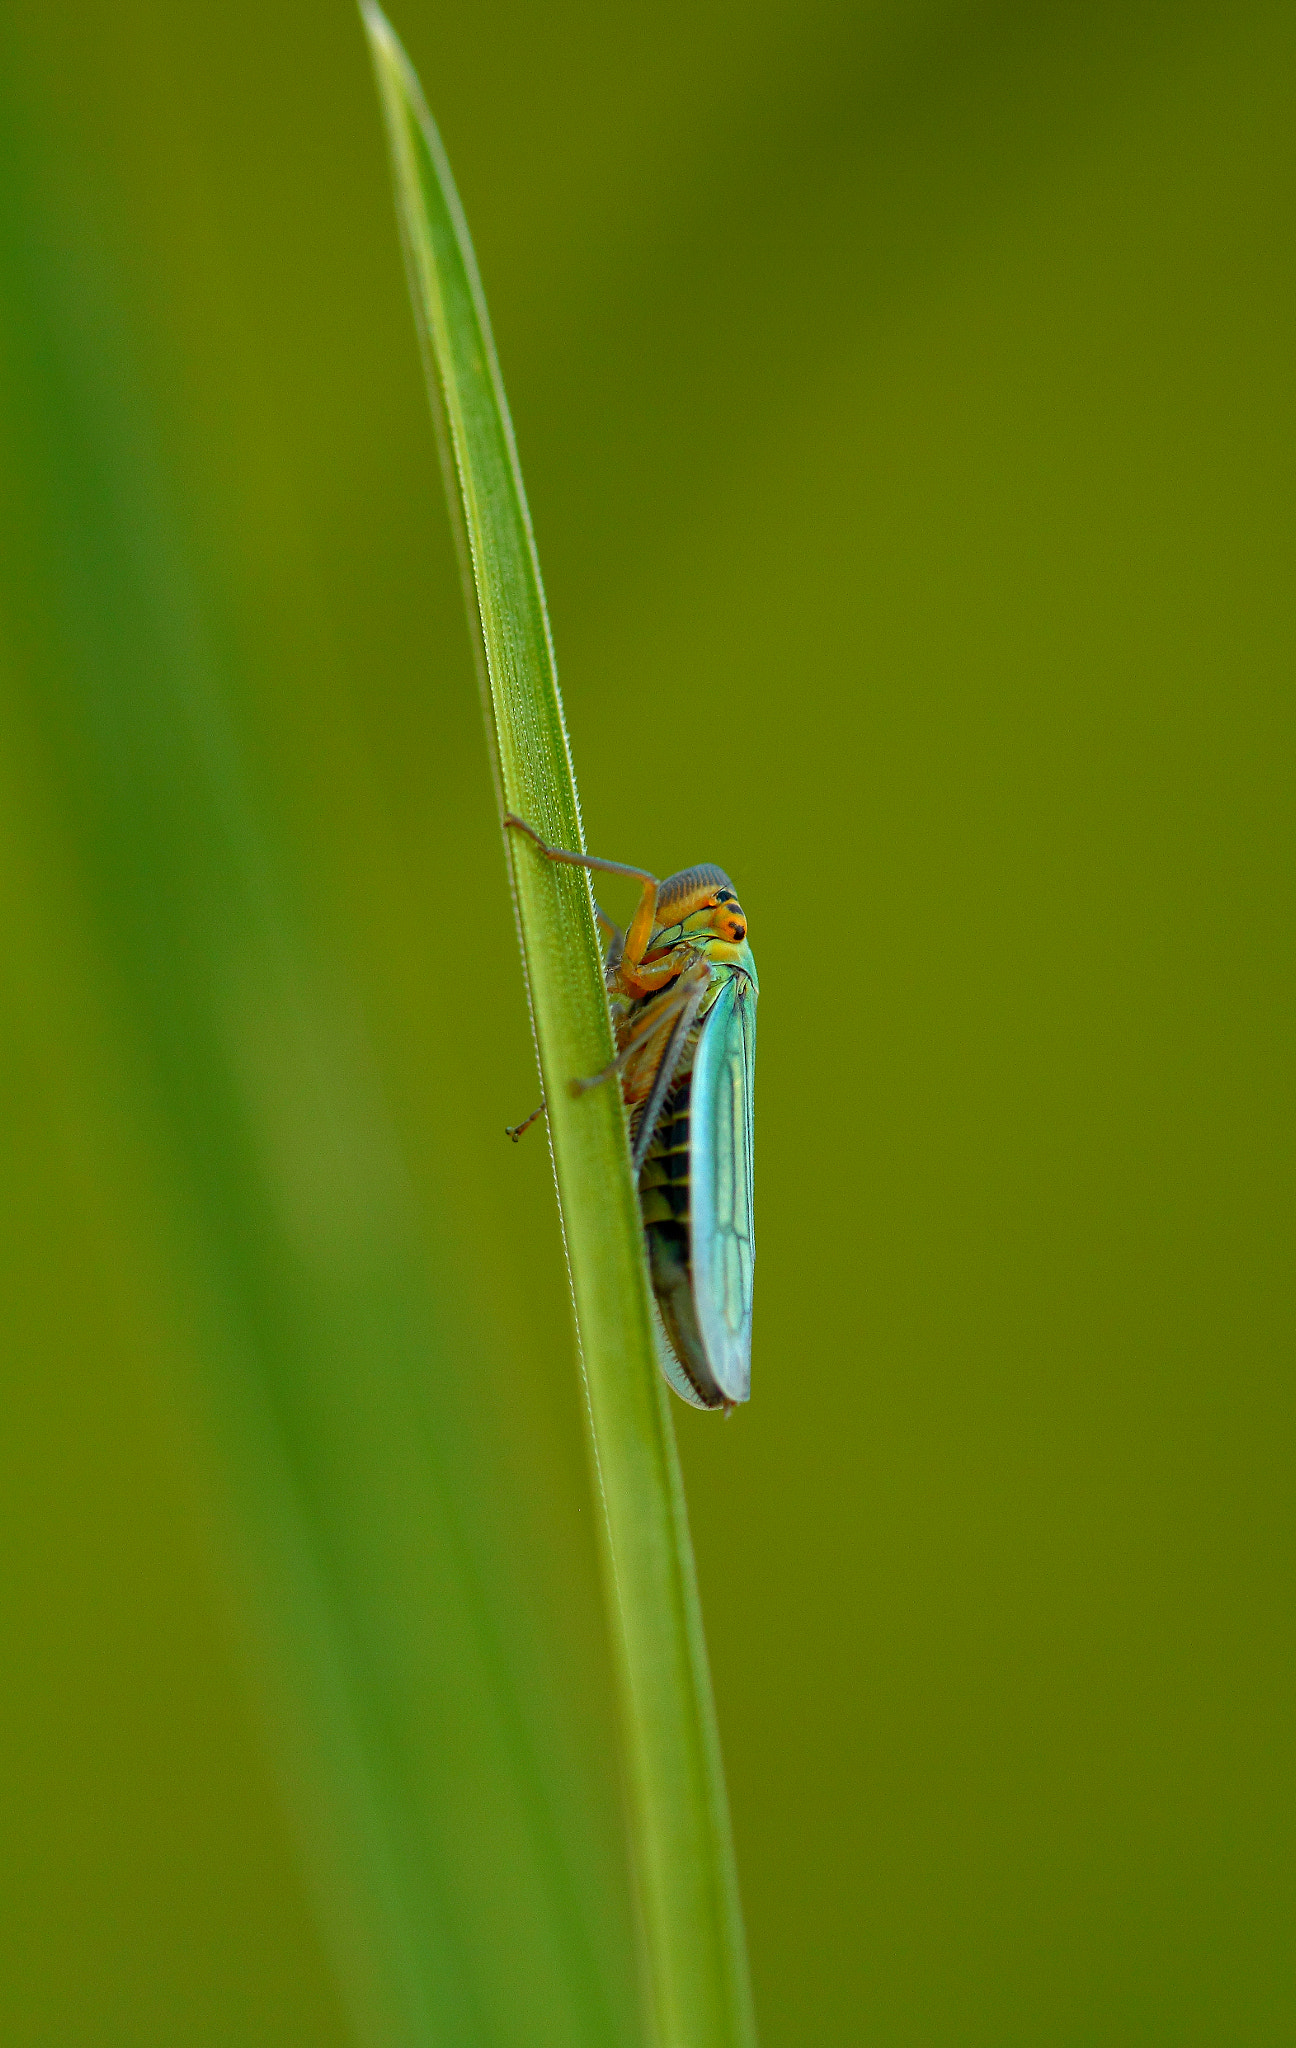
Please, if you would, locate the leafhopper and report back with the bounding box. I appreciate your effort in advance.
[505,816,757,1411]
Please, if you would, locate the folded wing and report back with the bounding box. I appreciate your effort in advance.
[690,970,757,1404]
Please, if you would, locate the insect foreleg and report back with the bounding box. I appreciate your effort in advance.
[504,814,659,968]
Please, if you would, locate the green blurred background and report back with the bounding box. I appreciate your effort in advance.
[2,1,1292,2042]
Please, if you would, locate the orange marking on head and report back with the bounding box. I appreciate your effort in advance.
[650,865,749,949]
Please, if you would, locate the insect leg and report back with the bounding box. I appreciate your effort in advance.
[568,980,696,1098]
[504,813,656,887]
[631,971,709,1171]
[505,1101,547,1142]
[504,814,659,965]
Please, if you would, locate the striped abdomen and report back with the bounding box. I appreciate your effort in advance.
[637,1073,723,1408]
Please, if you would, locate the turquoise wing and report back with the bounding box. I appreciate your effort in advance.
[689,967,757,1404]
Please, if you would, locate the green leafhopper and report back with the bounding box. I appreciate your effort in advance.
[505,816,757,1410]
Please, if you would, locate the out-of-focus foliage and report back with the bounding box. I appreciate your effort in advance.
[0,20,635,2048]
[1,2,1293,2044]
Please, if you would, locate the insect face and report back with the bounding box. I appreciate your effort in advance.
[650,865,748,952]
[682,894,747,946]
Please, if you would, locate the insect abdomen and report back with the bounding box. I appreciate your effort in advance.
[638,1075,726,1409]
[638,1073,692,1226]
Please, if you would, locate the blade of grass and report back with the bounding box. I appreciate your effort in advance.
[361,11,757,2046]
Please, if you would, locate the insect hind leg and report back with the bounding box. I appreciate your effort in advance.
[630,973,708,1170]
[567,978,696,1100]
[505,1101,547,1142]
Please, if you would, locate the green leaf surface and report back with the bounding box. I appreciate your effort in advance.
[362,10,756,2045]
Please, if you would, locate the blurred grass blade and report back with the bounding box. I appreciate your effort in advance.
[0,57,635,2048]
[361,9,756,2044]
